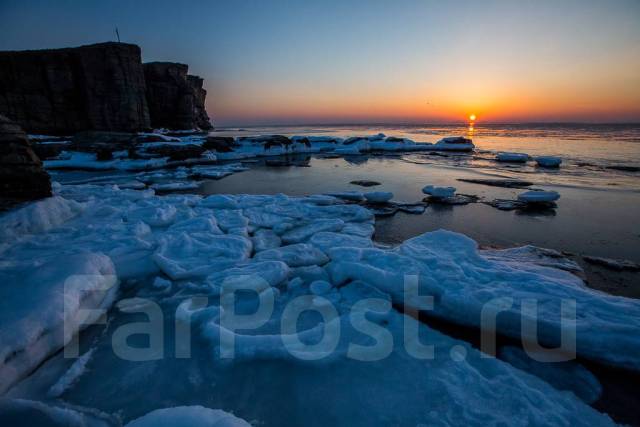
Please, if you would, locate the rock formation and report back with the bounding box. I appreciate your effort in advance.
[0,114,51,201]
[0,42,150,135]
[0,43,213,135]
[143,62,212,130]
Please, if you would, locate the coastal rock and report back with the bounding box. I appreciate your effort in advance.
[203,136,237,152]
[457,178,533,188]
[144,143,205,161]
[143,62,212,130]
[71,131,138,152]
[0,42,150,134]
[0,115,51,201]
[350,180,381,187]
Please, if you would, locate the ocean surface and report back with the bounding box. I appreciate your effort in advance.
[204,124,640,267]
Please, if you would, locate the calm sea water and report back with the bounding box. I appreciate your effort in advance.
[204,123,640,265]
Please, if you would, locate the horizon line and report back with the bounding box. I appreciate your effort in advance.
[214,120,640,128]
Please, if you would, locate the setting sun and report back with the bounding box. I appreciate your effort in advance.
[469,114,477,121]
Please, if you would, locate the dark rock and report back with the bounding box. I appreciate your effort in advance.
[143,62,212,130]
[0,114,51,200]
[423,194,479,205]
[606,165,640,172]
[203,136,236,152]
[31,142,69,160]
[144,143,205,161]
[0,43,150,135]
[350,180,381,187]
[70,131,138,153]
[458,178,533,188]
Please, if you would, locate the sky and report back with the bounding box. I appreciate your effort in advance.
[1,0,639,125]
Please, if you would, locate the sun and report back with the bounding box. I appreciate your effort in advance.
[469,114,476,121]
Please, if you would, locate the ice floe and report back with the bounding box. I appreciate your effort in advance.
[518,190,561,203]
[497,152,529,163]
[363,191,393,203]
[536,156,563,168]
[125,406,251,427]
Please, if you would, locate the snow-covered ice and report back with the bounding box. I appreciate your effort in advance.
[422,185,456,199]
[497,152,529,163]
[536,156,563,168]
[0,181,634,425]
[125,406,251,427]
[518,190,561,203]
[363,191,393,203]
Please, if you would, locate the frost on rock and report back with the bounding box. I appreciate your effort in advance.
[125,406,251,427]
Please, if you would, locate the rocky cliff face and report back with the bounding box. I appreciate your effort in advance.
[143,62,212,130]
[0,42,150,135]
[0,43,213,135]
[0,115,51,201]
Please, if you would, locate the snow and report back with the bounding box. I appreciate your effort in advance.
[422,185,456,199]
[125,406,251,427]
[497,152,529,162]
[518,190,561,203]
[363,191,393,203]
[536,156,563,168]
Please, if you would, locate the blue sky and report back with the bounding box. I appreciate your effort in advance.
[1,0,639,125]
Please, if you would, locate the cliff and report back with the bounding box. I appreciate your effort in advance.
[0,114,51,201]
[0,43,212,135]
[0,42,150,135]
[143,62,212,130]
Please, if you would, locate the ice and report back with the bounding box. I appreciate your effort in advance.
[518,190,561,203]
[153,232,252,279]
[48,348,95,398]
[536,156,562,168]
[497,152,529,162]
[251,229,282,252]
[325,191,365,201]
[254,243,329,267]
[151,181,201,191]
[309,280,333,295]
[0,253,117,393]
[0,399,113,427]
[281,219,345,244]
[0,184,631,424]
[499,346,602,404]
[125,406,251,427]
[309,231,374,252]
[363,191,393,203]
[422,185,456,199]
[327,229,640,369]
[341,222,375,238]
[0,196,84,243]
